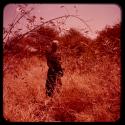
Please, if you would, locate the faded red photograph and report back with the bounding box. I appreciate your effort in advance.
[3,4,121,122]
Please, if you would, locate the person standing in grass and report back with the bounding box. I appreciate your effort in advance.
[45,40,64,98]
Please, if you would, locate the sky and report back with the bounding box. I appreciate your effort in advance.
[3,4,121,39]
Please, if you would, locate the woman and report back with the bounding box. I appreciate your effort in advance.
[45,40,64,97]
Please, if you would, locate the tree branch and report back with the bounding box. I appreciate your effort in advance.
[3,8,33,41]
[17,14,92,41]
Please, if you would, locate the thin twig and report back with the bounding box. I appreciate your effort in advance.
[18,14,92,41]
[3,8,33,41]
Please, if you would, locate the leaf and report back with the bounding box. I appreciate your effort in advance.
[18,29,22,30]
[18,5,23,8]
[21,9,25,13]
[8,23,14,27]
[85,31,89,33]
[32,16,36,19]
[26,18,32,23]
[74,5,76,8]
[60,6,64,8]
[40,17,44,20]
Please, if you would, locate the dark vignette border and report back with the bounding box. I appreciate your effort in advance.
[0,0,124,125]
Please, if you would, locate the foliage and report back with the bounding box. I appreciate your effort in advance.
[3,4,121,122]
[92,24,120,59]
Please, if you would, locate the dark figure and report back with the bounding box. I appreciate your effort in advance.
[45,40,63,97]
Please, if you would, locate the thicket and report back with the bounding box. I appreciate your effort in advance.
[3,4,121,122]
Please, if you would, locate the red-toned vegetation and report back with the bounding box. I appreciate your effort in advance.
[3,11,120,121]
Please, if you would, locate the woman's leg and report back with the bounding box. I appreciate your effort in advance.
[46,75,56,97]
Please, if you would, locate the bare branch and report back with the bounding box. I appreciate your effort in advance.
[18,14,92,41]
[3,8,33,41]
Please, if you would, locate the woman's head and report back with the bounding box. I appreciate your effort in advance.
[51,40,59,52]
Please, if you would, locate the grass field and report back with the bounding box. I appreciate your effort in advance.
[3,54,120,122]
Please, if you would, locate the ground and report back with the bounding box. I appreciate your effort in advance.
[3,55,120,122]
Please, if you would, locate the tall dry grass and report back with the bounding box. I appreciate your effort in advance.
[3,24,120,122]
[3,53,120,122]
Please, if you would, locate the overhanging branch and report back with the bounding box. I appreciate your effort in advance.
[18,14,92,41]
